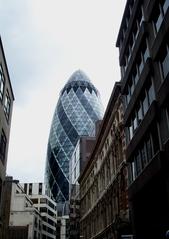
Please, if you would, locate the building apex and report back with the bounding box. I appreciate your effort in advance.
[67,69,91,84]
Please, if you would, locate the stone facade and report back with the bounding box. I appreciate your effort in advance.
[79,83,131,239]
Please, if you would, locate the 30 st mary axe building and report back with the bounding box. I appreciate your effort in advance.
[45,70,104,203]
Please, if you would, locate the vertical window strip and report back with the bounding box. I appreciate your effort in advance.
[0,65,5,101]
[4,90,11,120]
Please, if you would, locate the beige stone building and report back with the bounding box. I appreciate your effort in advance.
[79,83,131,239]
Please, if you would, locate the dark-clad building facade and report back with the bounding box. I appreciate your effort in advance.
[0,37,14,237]
[79,83,131,239]
[116,0,169,238]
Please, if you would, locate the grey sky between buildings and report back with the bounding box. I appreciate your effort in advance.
[0,0,126,182]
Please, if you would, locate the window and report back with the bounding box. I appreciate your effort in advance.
[39,183,42,195]
[133,113,138,131]
[126,127,130,145]
[142,92,149,116]
[147,80,155,104]
[153,0,169,33]
[74,166,76,180]
[4,90,11,120]
[43,224,47,231]
[48,218,55,226]
[135,151,142,176]
[126,47,131,63]
[0,130,7,164]
[24,184,27,194]
[29,183,32,195]
[42,216,47,222]
[132,66,139,85]
[159,108,169,144]
[129,78,135,96]
[131,161,136,181]
[119,36,124,51]
[128,164,133,184]
[48,201,55,210]
[40,198,47,204]
[40,207,47,213]
[140,143,148,168]
[31,198,38,204]
[126,80,155,143]
[133,21,139,41]
[121,66,125,78]
[124,58,127,72]
[123,24,127,40]
[160,44,169,79]
[125,41,149,107]
[34,217,38,227]
[129,121,133,140]
[153,4,163,32]
[162,0,169,14]
[137,102,143,124]
[48,209,54,217]
[146,137,153,162]
[0,65,5,100]
[126,87,130,104]
[130,34,134,50]
[126,11,130,27]
[151,123,160,154]
[137,7,144,27]
[142,41,149,63]
[137,54,144,75]
[48,227,54,234]
[129,133,155,183]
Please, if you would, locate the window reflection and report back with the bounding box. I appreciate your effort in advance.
[126,79,155,143]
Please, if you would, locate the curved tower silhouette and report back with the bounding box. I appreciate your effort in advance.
[45,70,104,202]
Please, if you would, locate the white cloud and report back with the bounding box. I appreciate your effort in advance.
[1,0,126,182]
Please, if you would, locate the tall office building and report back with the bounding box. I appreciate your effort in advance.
[116,0,169,238]
[45,70,104,203]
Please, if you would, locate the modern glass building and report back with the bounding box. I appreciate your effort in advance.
[45,70,104,202]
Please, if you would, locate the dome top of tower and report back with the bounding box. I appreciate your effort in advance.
[61,69,99,96]
[67,69,91,83]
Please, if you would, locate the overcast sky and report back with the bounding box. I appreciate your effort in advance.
[0,0,126,183]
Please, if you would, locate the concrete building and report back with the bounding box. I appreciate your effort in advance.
[79,83,131,239]
[0,37,14,237]
[2,177,42,239]
[116,0,169,238]
[22,182,57,239]
[69,136,96,239]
